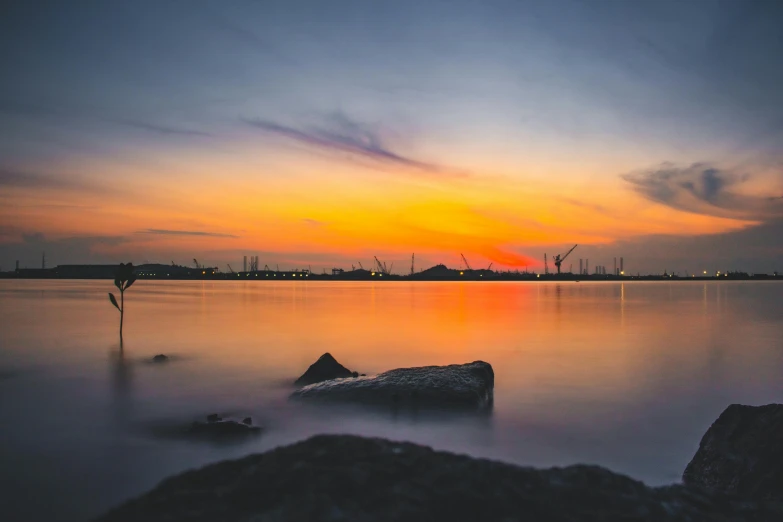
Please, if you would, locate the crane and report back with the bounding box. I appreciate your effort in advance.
[544,253,548,275]
[358,261,364,270]
[411,253,415,275]
[374,256,389,275]
[226,264,235,274]
[460,253,472,271]
[487,262,493,271]
[553,244,578,275]
[193,258,200,269]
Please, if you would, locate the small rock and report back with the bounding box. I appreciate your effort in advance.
[207,413,221,423]
[152,354,169,363]
[294,353,356,386]
[242,417,252,425]
[188,418,261,438]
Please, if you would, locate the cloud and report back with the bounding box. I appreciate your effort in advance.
[559,197,610,215]
[137,229,238,238]
[574,217,783,276]
[302,218,325,227]
[109,119,211,137]
[0,169,100,193]
[621,163,782,220]
[243,112,442,173]
[22,232,45,243]
[0,231,130,269]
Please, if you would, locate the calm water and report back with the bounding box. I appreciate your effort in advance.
[1,280,782,521]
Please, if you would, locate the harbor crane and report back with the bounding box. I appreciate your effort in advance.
[460,253,472,271]
[226,264,235,274]
[193,258,200,269]
[553,244,578,275]
[487,262,493,271]
[374,256,390,275]
[358,261,364,270]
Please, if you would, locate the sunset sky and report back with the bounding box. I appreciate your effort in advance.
[1,0,781,274]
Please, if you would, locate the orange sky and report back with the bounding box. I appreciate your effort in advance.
[0,144,767,272]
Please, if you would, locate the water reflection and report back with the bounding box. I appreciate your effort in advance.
[1,280,782,522]
[109,341,133,426]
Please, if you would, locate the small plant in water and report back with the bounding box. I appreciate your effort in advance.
[108,262,136,341]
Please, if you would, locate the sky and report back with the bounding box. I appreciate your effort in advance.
[1,0,781,275]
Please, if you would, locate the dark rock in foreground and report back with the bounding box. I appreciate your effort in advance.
[152,354,169,363]
[292,361,494,409]
[295,353,356,385]
[187,415,262,439]
[683,403,783,499]
[97,434,783,522]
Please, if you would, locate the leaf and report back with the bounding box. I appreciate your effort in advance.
[108,293,121,311]
[114,277,122,290]
[125,277,136,290]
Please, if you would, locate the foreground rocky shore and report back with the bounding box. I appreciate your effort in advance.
[98,356,783,521]
[100,407,783,522]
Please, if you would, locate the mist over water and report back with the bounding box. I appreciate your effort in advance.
[1,280,782,522]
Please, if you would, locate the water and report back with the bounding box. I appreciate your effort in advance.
[0,280,781,521]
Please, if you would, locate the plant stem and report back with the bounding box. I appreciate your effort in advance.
[120,289,124,342]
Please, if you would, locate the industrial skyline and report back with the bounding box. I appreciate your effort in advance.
[7,249,779,281]
[1,0,782,274]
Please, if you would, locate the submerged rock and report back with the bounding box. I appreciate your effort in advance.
[683,403,783,499]
[187,415,262,439]
[294,353,355,385]
[97,434,783,522]
[291,361,494,409]
[152,354,169,363]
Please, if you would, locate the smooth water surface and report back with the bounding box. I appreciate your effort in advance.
[1,280,782,521]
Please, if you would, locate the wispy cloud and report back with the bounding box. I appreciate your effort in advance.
[621,162,782,220]
[559,197,611,215]
[110,119,211,137]
[243,112,442,173]
[0,169,100,192]
[302,218,326,227]
[137,229,239,238]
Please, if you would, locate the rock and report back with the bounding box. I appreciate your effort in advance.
[294,353,355,386]
[291,361,494,409]
[97,434,783,522]
[152,354,169,362]
[188,416,261,438]
[683,403,783,499]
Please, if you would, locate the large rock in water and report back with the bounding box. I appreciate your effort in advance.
[97,434,783,522]
[295,353,356,386]
[291,361,494,409]
[683,403,783,499]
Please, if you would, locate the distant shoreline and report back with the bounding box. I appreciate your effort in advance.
[2,269,780,282]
